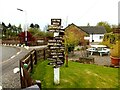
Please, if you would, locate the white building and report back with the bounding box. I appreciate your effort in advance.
[80,26,106,43]
[65,23,106,45]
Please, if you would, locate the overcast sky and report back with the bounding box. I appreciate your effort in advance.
[0,0,119,30]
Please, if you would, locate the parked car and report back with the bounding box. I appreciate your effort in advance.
[86,45,110,56]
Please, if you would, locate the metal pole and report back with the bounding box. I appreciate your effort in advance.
[17,8,27,46]
[24,11,27,46]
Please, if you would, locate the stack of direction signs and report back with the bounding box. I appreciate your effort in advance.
[47,19,65,67]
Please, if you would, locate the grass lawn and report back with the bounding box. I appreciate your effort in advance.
[31,60,119,89]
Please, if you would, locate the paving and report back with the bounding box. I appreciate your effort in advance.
[68,50,111,66]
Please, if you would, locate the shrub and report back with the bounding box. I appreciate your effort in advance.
[68,44,75,53]
[77,48,80,51]
[110,41,120,57]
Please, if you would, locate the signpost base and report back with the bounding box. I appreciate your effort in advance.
[54,67,60,85]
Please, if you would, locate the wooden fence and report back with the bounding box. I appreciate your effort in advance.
[2,37,49,46]
[20,47,50,89]
[2,40,20,45]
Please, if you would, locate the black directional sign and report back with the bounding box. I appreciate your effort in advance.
[51,19,61,26]
[47,19,65,67]
[47,29,64,32]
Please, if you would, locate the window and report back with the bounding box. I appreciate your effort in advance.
[99,36,103,39]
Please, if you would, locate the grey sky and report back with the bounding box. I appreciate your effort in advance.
[0,0,119,30]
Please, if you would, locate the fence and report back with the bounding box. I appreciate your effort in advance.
[20,47,50,89]
[2,40,20,45]
[2,37,49,46]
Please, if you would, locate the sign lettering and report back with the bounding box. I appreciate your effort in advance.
[47,18,65,66]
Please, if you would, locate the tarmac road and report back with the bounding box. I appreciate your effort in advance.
[0,45,47,88]
[2,46,20,61]
[0,46,32,88]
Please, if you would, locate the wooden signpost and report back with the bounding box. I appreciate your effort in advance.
[47,19,65,85]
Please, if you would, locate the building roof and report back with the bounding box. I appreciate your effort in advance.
[65,23,107,34]
[65,23,89,34]
[79,26,106,34]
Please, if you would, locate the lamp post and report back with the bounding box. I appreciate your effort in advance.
[17,8,27,46]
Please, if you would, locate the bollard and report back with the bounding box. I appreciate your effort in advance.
[54,66,60,85]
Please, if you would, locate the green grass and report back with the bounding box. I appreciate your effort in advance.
[31,60,119,89]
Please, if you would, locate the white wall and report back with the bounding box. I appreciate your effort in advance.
[89,34,104,42]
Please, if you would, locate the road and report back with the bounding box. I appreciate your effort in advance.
[0,46,32,88]
[2,46,20,61]
[0,45,47,88]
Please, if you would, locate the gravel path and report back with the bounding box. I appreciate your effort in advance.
[68,50,111,66]
[92,55,111,66]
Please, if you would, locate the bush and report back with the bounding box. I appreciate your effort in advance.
[102,33,120,48]
[77,48,80,51]
[68,44,75,53]
[110,41,120,57]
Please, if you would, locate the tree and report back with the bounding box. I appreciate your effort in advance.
[34,24,39,28]
[2,22,7,37]
[28,26,47,38]
[36,31,46,37]
[1,22,22,39]
[30,23,34,28]
[30,23,40,28]
[96,21,112,33]
[8,23,11,28]
[64,28,81,67]
[18,31,36,45]
[43,24,53,38]
[18,24,22,33]
[64,30,81,52]
[28,28,39,36]
[64,27,83,67]
[2,22,6,27]
[45,32,53,38]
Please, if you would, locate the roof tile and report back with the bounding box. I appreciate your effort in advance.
[79,26,106,34]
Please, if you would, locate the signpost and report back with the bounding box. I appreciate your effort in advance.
[47,19,65,85]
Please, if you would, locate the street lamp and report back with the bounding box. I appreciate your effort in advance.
[17,8,28,46]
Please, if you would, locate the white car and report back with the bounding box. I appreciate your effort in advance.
[86,45,110,56]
